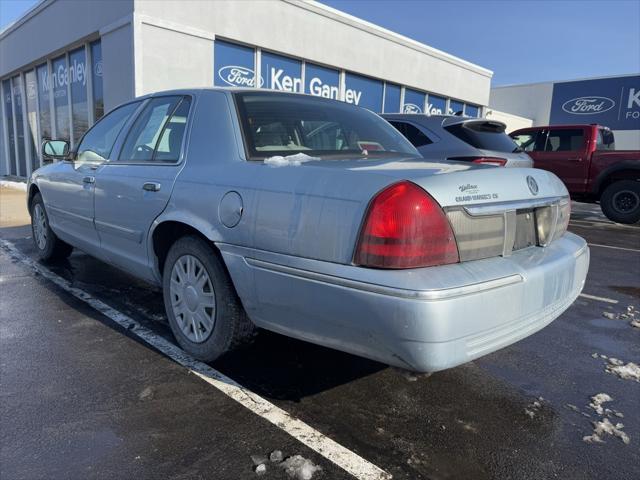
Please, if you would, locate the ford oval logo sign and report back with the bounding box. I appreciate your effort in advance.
[527,175,539,196]
[403,103,422,114]
[218,66,263,88]
[561,96,615,115]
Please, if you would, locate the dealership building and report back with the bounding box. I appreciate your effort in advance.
[490,74,640,149]
[0,0,495,178]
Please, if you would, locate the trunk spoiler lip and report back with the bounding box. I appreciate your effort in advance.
[440,117,507,130]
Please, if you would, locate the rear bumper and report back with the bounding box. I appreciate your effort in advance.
[219,233,589,372]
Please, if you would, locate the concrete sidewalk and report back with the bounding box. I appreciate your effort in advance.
[0,181,29,228]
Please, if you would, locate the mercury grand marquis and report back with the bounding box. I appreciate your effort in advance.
[28,89,589,372]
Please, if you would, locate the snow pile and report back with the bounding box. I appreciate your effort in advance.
[278,455,322,480]
[269,450,284,463]
[524,397,544,419]
[264,153,320,167]
[583,418,630,445]
[0,179,27,191]
[605,359,640,382]
[602,305,639,328]
[588,393,613,415]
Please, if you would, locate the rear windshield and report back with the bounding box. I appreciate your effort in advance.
[445,122,521,153]
[234,92,419,160]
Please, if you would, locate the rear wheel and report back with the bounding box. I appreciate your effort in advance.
[30,193,73,261]
[600,180,640,224]
[162,235,255,361]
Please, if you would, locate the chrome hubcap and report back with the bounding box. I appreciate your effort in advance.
[612,190,639,214]
[169,255,216,343]
[33,204,48,250]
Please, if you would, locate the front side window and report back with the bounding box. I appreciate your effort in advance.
[545,129,585,152]
[389,121,433,147]
[235,92,419,160]
[118,96,189,162]
[76,102,140,163]
[511,131,538,152]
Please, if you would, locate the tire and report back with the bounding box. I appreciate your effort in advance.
[30,193,73,261]
[600,180,640,224]
[162,235,255,361]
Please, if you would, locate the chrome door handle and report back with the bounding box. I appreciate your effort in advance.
[142,182,161,192]
[83,176,95,184]
[567,157,583,162]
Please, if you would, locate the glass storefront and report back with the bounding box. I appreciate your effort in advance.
[1,40,103,176]
[383,83,401,113]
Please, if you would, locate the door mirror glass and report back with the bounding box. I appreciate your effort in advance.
[42,139,70,160]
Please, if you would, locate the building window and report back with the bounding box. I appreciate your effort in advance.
[24,70,39,170]
[69,46,89,146]
[465,104,480,117]
[448,99,464,115]
[260,51,302,92]
[403,88,425,113]
[383,83,401,113]
[3,79,17,175]
[36,63,52,141]
[11,76,26,176]
[52,55,70,141]
[427,95,446,115]
[344,72,383,112]
[305,63,340,100]
[90,40,104,121]
[214,40,257,87]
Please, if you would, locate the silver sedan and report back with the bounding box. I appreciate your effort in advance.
[28,89,589,372]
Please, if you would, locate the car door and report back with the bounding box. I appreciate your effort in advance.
[528,127,590,193]
[93,95,192,280]
[40,101,141,256]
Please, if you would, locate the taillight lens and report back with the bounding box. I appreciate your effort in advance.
[354,181,459,269]
[472,157,507,167]
[449,156,507,167]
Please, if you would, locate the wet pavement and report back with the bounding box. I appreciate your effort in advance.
[1,194,639,480]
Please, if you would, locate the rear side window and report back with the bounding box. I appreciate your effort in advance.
[445,122,519,153]
[76,102,140,163]
[545,129,584,152]
[388,121,433,147]
[119,96,190,162]
[511,131,538,152]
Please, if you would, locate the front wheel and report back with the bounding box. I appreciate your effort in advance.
[600,180,640,224]
[30,193,73,261]
[162,235,255,361]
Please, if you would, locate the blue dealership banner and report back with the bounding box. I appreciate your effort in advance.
[403,88,425,113]
[214,40,259,87]
[305,63,340,100]
[344,72,383,111]
[550,76,640,130]
[261,51,302,92]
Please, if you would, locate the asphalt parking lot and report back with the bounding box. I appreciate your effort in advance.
[1,183,639,480]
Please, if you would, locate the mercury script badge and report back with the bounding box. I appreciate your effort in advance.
[527,175,539,195]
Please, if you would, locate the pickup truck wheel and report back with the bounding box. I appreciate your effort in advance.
[30,193,73,261]
[600,180,640,224]
[162,235,255,362]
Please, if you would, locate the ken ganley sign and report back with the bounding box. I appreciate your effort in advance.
[550,75,640,130]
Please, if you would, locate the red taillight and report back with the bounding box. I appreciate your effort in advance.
[449,156,507,167]
[472,157,507,167]
[354,181,459,269]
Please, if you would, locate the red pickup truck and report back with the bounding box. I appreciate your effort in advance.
[510,124,640,224]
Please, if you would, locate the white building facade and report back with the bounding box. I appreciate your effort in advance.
[0,0,493,178]
[490,74,640,149]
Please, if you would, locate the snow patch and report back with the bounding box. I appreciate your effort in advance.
[254,463,267,475]
[524,397,544,419]
[602,305,639,329]
[0,180,27,191]
[264,153,320,167]
[588,393,613,415]
[278,455,322,480]
[605,359,640,382]
[583,418,630,445]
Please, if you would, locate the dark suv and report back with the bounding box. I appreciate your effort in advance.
[382,114,533,168]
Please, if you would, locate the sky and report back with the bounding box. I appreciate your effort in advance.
[1,0,639,85]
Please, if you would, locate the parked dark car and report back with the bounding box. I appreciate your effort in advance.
[382,114,533,168]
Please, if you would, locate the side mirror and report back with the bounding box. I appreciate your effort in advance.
[42,139,70,161]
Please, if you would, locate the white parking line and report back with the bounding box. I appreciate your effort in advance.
[588,243,640,253]
[579,293,619,304]
[0,239,391,480]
